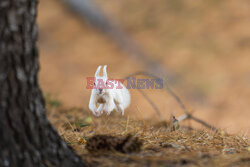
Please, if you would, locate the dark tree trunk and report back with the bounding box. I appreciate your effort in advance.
[0,0,85,167]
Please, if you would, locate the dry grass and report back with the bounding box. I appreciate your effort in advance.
[46,99,249,167]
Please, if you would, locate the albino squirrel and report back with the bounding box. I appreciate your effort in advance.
[89,65,130,116]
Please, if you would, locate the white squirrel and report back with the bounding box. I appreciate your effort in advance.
[88,65,130,116]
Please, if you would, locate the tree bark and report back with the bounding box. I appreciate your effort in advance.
[0,0,85,166]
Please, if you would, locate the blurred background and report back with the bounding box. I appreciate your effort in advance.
[38,0,250,135]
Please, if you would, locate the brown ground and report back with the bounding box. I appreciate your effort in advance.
[38,0,250,136]
[46,103,250,167]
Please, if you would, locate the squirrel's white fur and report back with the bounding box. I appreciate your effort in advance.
[89,65,130,116]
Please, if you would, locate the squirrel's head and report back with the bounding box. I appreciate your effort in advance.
[94,65,108,95]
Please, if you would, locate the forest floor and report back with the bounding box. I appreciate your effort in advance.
[46,98,250,167]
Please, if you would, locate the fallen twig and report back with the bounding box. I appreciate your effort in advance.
[122,75,163,120]
[125,71,218,131]
[137,89,163,119]
[126,71,187,112]
[188,114,218,131]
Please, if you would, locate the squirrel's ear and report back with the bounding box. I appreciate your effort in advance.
[95,65,102,77]
[103,65,108,78]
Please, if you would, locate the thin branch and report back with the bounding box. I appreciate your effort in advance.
[125,72,187,112]
[125,71,219,131]
[177,114,189,122]
[137,89,163,119]
[122,74,163,120]
[189,114,218,132]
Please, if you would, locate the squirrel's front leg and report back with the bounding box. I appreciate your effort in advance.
[97,104,104,115]
[89,91,101,116]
